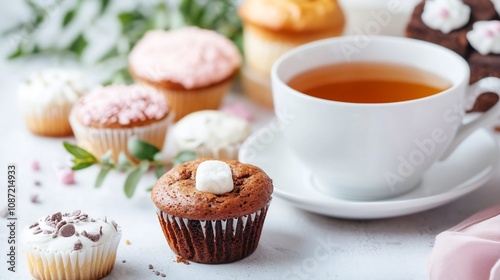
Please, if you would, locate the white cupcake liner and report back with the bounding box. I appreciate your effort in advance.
[155,202,270,264]
[21,104,74,136]
[25,231,122,280]
[69,112,172,161]
[183,144,242,160]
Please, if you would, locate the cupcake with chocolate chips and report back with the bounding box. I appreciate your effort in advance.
[151,158,273,264]
[23,210,122,280]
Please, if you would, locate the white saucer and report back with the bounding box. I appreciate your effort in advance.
[239,127,499,219]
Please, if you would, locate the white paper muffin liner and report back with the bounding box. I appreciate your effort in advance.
[155,203,270,264]
[184,144,242,161]
[69,111,172,161]
[25,231,122,280]
[20,104,74,136]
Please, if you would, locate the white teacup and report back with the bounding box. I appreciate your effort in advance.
[272,36,500,201]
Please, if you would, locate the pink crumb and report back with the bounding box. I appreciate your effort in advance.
[31,160,40,171]
[221,103,254,122]
[439,8,449,18]
[58,168,75,185]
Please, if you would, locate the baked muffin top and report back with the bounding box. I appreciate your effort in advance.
[72,84,169,129]
[238,0,344,32]
[151,159,273,220]
[128,27,241,90]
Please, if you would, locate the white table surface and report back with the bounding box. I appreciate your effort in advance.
[1,1,500,280]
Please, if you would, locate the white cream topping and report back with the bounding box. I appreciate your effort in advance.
[195,160,234,195]
[23,211,121,252]
[421,0,471,34]
[18,69,87,110]
[467,20,500,55]
[174,110,251,150]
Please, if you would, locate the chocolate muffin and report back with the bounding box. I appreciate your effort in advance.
[407,0,500,112]
[151,158,273,264]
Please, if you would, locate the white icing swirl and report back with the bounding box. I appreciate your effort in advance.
[18,69,87,112]
[467,21,500,55]
[23,211,121,252]
[174,110,251,150]
[196,160,234,195]
[421,0,471,34]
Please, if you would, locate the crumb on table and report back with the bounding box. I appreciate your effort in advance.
[125,239,131,245]
[176,256,190,265]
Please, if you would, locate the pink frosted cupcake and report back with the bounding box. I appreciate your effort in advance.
[128,27,241,121]
[69,84,171,161]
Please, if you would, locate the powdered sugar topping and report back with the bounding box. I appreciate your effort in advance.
[76,85,168,126]
[422,0,471,34]
[129,27,241,89]
[467,20,500,55]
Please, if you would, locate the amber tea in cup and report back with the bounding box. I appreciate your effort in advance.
[287,62,452,103]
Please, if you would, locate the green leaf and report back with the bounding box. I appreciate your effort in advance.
[124,161,149,198]
[97,47,119,63]
[127,136,160,161]
[63,142,97,160]
[116,151,133,171]
[173,150,197,167]
[7,46,23,60]
[62,9,76,27]
[72,162,94,170]
[100,0,110,13]
[154,165,165,179]
[118,12,135,27]
[146,186,154,192]
[95,165,113,188]
[68,34,87,58]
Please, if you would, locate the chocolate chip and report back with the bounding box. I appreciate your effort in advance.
[111,220,118,231]
[52,233,58,238]
[90,219,95,222]
[63,212,70,217]
[148,264,153,269]
[56,220,67,230]
[60,224,76,237]
[29,222,39,229]
[74,240,83,250]
[34,180,41,187]
[87,233,100,242]
[43,230,53,234]
[33,229,42,235]
[75,231,79,237]
[161,273,166,277]
[155,271,160,276]
[81,230,88,237]
[122,260,126,263]
[51,212,62,222]
[72,210,81,216]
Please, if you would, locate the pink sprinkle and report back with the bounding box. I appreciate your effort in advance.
[31,160,40,171]
[485,29,495,38]
[221,103,254,122]
[439,8,449,18]
[58,168,75,185]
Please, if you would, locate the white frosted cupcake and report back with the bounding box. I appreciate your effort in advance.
[23,210,122,280]
[129,27,241,121]
[174,110,251,160]
[69,84,171,161]
[18,69,87,136]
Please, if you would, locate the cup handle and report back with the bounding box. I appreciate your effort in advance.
[440,77,500,160]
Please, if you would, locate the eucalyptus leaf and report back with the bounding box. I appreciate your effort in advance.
[146,186,154,192]
[95,165,113,188]
[100,150,115,166]
[124,161,149,198]
[63,142,97,160]
[62,9,76,27]
[127,136,160,161]
[71,162,94,171]
[100,0,110,13]
[173,150,197,167]
[116,151,133,171]
[68,34,87,58]
[7,46,23,60]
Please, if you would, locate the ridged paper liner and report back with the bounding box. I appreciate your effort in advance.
[156,203,270,264]
[143,80,232,122]
[69,112,171,161]
[21,105,74,137]
[25,231,122,280]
